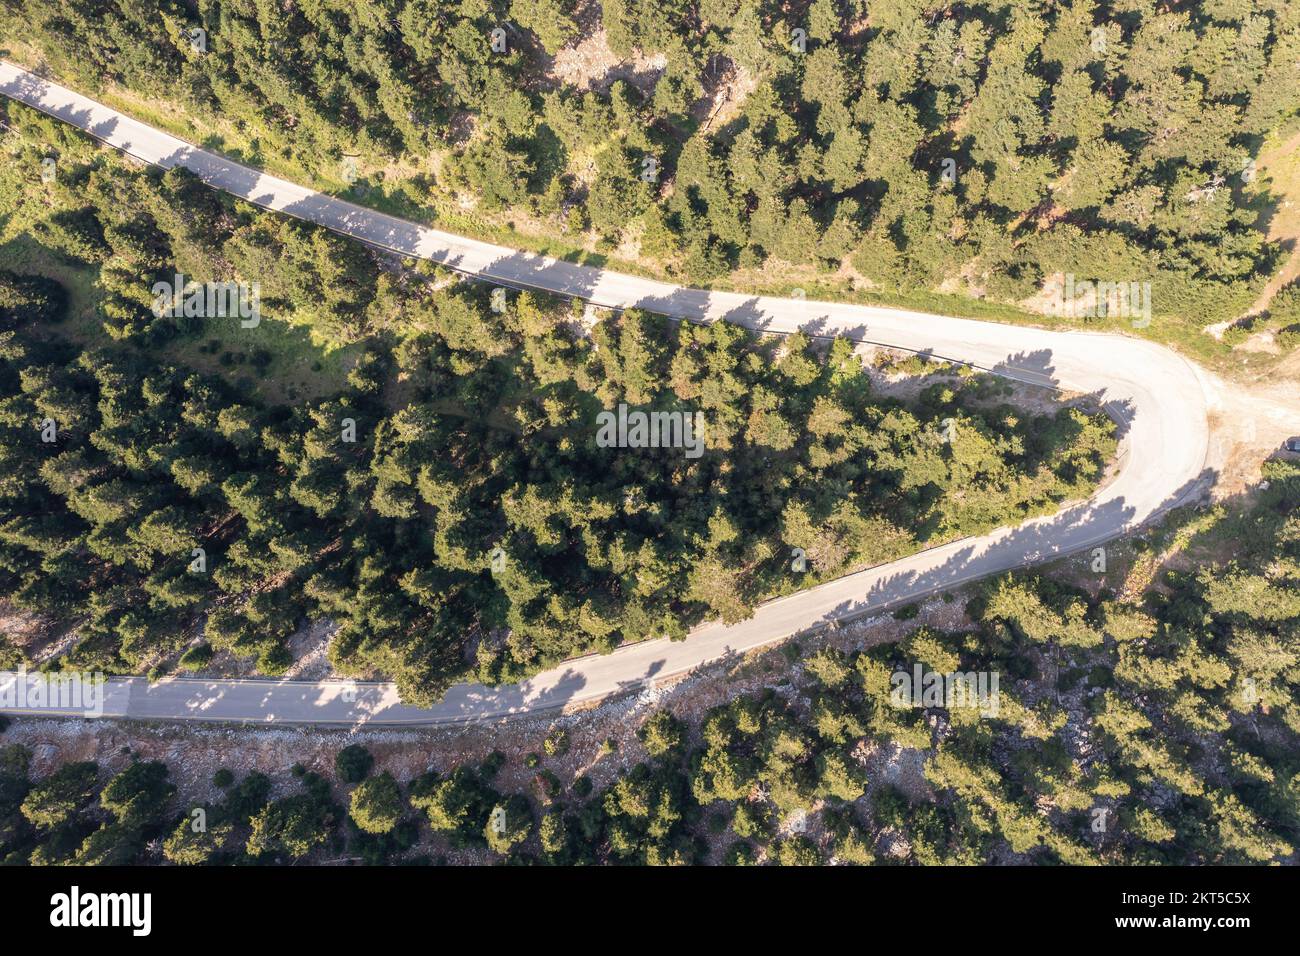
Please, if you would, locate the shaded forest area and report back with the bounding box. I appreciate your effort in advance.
[0,102,1113,699]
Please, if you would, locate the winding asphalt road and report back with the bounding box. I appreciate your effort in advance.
[0,63,1215,726]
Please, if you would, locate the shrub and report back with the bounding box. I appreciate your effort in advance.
[349,771,404,834]
[638,711,685,758]
[178,643,214,671]
[542,728,569,758]
[335,744,374,784]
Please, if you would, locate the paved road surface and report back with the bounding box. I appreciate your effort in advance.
[0,63,1214,726]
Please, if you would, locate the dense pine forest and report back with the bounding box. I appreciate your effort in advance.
[3,456,1297,865]
[3,0,1298,340]
[0,0,1296,872]
[0,100,1114,697]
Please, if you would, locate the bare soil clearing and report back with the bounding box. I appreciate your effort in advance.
[1195,365,1300,499]
[547,21,665,96]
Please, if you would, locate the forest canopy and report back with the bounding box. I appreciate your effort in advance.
[4,456,1297,867]
[0,105,1114,700]
[2,0,1297,331]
